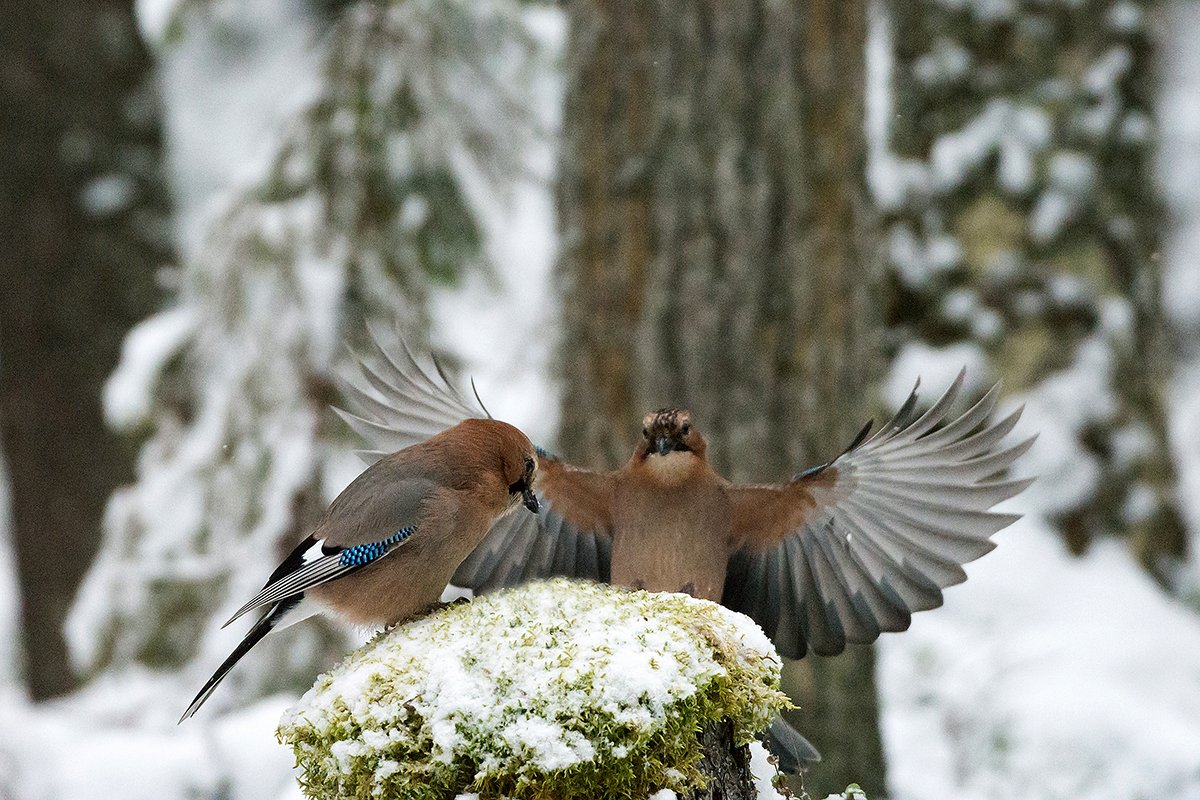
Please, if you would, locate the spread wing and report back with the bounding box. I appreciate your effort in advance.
[335,329,613,590]
[334,323,486,463]
[722,371,1034,659]
[453,455,615,592]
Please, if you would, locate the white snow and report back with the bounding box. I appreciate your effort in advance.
[0,684,298,800]
[748,741,787,800]
[878,319,1200,800]
[80,173,137,217]
[102,305,198,430]
[880,517,1200,800]
[135,0,184,45]
[1005,337,1114,515]
[157,0,324,257]
[1160,0,1200,598]
[279,580,784,796]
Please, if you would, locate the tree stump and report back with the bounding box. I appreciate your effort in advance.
[277,580,787,799]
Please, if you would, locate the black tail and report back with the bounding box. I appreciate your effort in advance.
[763,715,822,774]
[179,598,294,722]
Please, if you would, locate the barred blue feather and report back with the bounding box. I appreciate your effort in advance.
[339,527,415,567]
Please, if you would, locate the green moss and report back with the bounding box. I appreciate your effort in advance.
[277,580,788,800]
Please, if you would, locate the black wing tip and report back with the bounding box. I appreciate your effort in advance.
[848,418,874,452]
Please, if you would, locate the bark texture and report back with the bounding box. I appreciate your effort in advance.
[884,0,1184,577]
[556,1,886,794]
[689,721,759,800]
[0,0,168,697]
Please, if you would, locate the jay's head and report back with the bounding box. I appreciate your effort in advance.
[445,419,540,514]
[638,408,706,461]
[506,451,539,514]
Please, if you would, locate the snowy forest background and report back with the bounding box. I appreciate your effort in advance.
[2,0,1200,798]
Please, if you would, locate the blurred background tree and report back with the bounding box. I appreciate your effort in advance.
[880,0,1184,582]
[0,0,1197,797]
[555,1,886,794]
[62,0,541,714]
[0,0,170,699]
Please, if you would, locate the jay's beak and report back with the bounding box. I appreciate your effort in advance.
[654,437,672,456]
[522,488,540,514]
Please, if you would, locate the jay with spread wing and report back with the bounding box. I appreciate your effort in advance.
[336,331,1034,768]
[180,418,540,721]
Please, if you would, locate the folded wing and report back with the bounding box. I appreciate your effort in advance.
[723,371,1034,659]
[225,473,437,626]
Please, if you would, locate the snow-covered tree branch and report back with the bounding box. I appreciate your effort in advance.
[66,0,544,712]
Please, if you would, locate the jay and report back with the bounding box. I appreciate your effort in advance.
[335,334,1034,770]
[180,418,540,721]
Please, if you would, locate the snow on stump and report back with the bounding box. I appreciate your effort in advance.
[277,579,789,799]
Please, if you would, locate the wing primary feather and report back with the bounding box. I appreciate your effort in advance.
[595,535,613,583]
[866,379,922,445]
[876,404,1024,462]
[352,354,459,423]
[549,511,579,576]
[760,549,783,640]
[892,368,965,442]
[800,531,848,656]
[393,334,482,418]
[847,419,874,452]
[773,546,803,657]
[869,435,1036,480]
[837,498,964,594]
[843,543,912,633]
[808,526,881,642]
[838,511,943,612]
[795,533,842,656]
[912,383,1000,446]
[331,407,421,450]
[797,419,876,480]
[864,476,1035,510]
[576,533,599,581]
[339,384,440,431]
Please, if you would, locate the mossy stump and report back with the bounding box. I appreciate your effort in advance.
[277,579,789,799]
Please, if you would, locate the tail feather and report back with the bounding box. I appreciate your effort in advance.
[763,715,821,774]
[179,597,296,722]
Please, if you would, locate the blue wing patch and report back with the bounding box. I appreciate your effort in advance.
[339,526,415,567]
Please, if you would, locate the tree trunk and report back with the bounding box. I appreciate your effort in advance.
[556,1,886,794]
[690,721,758,800]
[883,0,1184,578]
[0,0,168,698]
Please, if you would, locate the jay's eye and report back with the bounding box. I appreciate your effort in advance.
[642,427,649,438]
[681,423,690,435]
